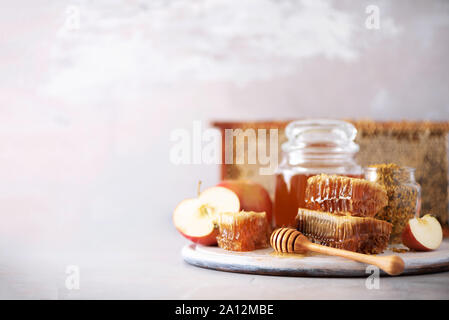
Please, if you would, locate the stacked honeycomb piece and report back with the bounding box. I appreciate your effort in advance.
[304,174,388,217]
[297,174,392,254]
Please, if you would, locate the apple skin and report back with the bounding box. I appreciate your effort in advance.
[217,180,273,225]
[175,224,219,246]
[401,223,431,251]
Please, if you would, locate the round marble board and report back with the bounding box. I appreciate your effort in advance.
[182,239,449,277]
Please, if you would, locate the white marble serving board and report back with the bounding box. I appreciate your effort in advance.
[182,239,449,277]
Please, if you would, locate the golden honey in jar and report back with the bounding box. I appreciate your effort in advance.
[274,120,362,227]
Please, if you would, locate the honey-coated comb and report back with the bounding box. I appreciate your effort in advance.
[305,174,388,217]
[296,208,392,254]
[216,211,271,252]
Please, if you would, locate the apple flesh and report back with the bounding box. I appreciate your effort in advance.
[402,215,443,251]
[173,186,240,245]
[217,180,273,225]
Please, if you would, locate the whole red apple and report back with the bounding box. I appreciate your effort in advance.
[217,180,273,225]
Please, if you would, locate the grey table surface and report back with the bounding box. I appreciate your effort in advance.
[1,224,448,300]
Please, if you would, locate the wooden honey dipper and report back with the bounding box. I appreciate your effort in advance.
[271,228,405,276]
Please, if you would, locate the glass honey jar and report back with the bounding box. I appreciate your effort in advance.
[274,119,363,227]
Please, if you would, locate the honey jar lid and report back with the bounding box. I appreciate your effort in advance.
[283,119,360,154]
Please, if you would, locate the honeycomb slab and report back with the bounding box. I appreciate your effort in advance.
[296,208,392,254]
[216,211,271,251]
[304,174,388,217]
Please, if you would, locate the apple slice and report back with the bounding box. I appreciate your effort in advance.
[173,186,240,245]
[402,215,443,251]
[173,198,218,245]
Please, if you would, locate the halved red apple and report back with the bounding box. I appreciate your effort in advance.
[173,186,240,245]
[402,214,443,251]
